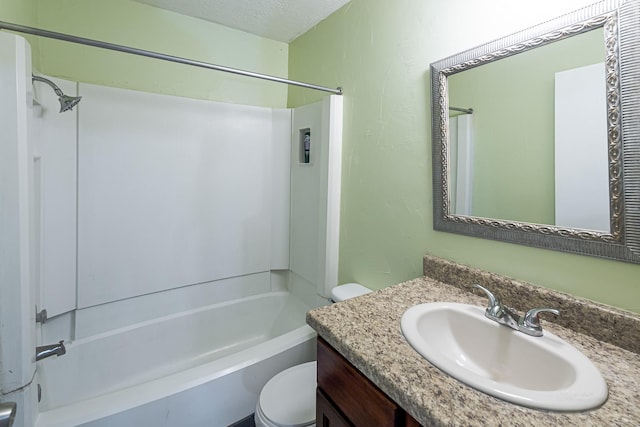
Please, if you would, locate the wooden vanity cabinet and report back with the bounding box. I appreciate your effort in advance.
[316,337,421,427]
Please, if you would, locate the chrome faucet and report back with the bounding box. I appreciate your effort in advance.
[473,285,559,337]
[35,340,66,361]
[0,402,16,427]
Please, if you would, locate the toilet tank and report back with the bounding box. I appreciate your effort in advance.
[330,283,371,302]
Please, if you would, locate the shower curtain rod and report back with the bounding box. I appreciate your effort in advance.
[0,20,343,95]
[449,106,473,114]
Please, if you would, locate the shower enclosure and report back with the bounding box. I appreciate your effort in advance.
[0,31,344,426]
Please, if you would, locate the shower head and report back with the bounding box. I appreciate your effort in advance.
[57,93,82,112]
[32,75,82,113]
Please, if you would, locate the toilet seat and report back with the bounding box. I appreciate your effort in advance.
[255,361,316,427]
[256,285,370,427]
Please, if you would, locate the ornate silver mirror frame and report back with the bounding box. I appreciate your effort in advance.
[431,0,640,263]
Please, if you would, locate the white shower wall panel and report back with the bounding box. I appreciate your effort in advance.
[77,84,284,307]
[289,96,343,298]
[0,33,38,427]
[270,108,292,270]
[290,102,323,288]
[32,76,78,318]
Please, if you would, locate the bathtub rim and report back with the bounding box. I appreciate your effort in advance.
[35,325,317,427]
[38,290,314,411]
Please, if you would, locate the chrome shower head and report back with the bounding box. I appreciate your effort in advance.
[32,75,82,113]
[58,93,82,112]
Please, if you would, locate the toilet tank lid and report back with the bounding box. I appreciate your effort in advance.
[331,283,371,302]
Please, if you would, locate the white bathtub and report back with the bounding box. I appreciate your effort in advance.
[35,291,318,427]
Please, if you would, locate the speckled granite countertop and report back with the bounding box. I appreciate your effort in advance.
[307,256,640,426]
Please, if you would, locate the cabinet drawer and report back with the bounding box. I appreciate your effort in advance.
[317,388,352,427]
[317,338,401,427]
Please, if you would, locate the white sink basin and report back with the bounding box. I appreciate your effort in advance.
[401,302,608,411]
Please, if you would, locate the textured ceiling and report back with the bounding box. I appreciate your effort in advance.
[134,0,351,43]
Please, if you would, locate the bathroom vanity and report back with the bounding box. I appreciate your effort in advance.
[307,256,640,426]
[316,337,419,426]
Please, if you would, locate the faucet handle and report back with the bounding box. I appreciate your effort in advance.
[473,284,498,305]
[473,284,503,317]
[520,308,560,336]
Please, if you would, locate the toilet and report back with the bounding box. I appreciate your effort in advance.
[254,283,371,427]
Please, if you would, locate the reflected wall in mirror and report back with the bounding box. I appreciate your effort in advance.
[448,28,607,230]
[431,0,640,263]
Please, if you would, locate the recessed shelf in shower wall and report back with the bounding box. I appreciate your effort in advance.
[299,128,311,164]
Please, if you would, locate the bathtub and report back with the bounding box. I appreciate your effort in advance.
[35,291,318,427]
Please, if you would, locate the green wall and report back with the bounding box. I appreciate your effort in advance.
[3,0,638,313]
[0,0,39,65]
[0,0,38,29]
[448,28,604,224]
[288,0,640,314]
[4,0,290,107]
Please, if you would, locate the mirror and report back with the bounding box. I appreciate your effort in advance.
[448,29,607,230]
[431,0,640,263]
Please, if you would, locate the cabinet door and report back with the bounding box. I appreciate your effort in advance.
[317,338,401,426]
[317,389,352,427]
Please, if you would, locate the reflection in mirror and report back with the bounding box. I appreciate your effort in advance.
[554,60,609,232]
[447,29,608,231]
[448,110,474,217]
[431,0,640,264]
